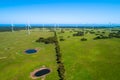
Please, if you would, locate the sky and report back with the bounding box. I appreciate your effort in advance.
[0,0,120,24]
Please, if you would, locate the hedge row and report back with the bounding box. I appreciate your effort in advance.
[36,32,65,80]
[54,32,65,80]
[36,36,57,44]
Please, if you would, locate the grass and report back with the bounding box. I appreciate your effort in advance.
[0,28,120,80]
[57,28,120,80]
[0,30,59,80]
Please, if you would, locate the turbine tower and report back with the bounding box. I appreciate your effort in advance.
[76,24,78,30]
[54,24,56,31]
[43,24,44,31]
[11,22,14,32]
[58,24,61,31]
[27,21,31,35]
[83,25,85,37]
[109,22,112,33]
[92,24,95,30]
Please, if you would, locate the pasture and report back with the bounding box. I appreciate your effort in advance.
[57,28,120,80]
[0,27,120,80]
[0,29,59,80]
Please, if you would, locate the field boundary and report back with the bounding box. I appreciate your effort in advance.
[54,32,65,80]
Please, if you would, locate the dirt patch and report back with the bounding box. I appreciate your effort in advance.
[0,57,7,59]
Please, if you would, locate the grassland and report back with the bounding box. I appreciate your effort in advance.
[0,28,120,80]
[57,28,120,80]
[0,29,59,80]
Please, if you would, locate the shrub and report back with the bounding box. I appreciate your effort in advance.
[36,37,56,44]
[81,38,87,41]
[60,38,65,41]
[93,35,110,40]
[67,36,70,38]
[61,29,65,33]
[109,32,120,38]
[73,31,84,36]
[57,63,65,80]
[36,37,44,42]
[89,31,95,34]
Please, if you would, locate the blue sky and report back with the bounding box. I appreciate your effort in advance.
[0,0,120,24]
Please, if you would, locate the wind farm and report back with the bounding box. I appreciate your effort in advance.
[1,0,120,80]
[0,24,120,80]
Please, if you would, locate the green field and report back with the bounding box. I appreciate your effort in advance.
[0,28,120,80]
[0,29,59,80]
[57,28,120,80]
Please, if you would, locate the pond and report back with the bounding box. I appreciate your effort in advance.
[25,49,37,54]
[34,69,51,77]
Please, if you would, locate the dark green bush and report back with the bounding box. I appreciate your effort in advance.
[36,36,56,44]
[94,35,110,40]
[73,31,84,36]
[81,38,87,41]
[60,38,65,41]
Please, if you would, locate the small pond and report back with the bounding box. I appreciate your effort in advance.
[25,49,37,54]
[34,69,51,77]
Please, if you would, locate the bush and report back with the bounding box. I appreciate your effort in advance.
[102,32,105,34]
[61,29,65,33]
[60,38,65,41]
[93,35,110,40]
[67,36,70,38]
[81,38,87,41]
[57,63,65,80]
[89,31,95,34]
[109,32,120,38]
[36,36,56,44]
[73,31,84,36]
[36,37,44,42]
[54,32,65,80]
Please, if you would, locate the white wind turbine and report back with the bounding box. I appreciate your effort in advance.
[109,22,112,33]
[54,24,56,31]
[58,24,61,31]
[92,24,95,30]
[83,24,85,37]
[26,21,31,35]
[75,24,78,30]
[11,22,14,32]
[42,24,45,31]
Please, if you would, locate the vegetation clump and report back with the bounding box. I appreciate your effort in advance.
[67,36,70,38]
[60,29,65,33]
[54,32,65,80]
[36,37,57,44]
[59,38,65,41]
[81,38,87,41]
[73,31,84,36]
[109,31,120,38]
[89,30,95,34]
[93,35,109,40]
[36,32,65,80]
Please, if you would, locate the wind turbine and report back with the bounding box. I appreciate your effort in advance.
[11,22,14,32]
[92,24,95,30]
[42,24,45,31]
[57,24,59,30]
[26,21,31,35]
[109,22,112,33]
[83,24,85,37]
[75,24,78,30]
[54,24,56,31]
[58,24,61,31]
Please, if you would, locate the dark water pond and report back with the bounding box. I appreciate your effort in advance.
[34,69,50,77]
[25,49,37,54]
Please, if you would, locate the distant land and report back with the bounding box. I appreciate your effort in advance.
[0,24,120,28]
